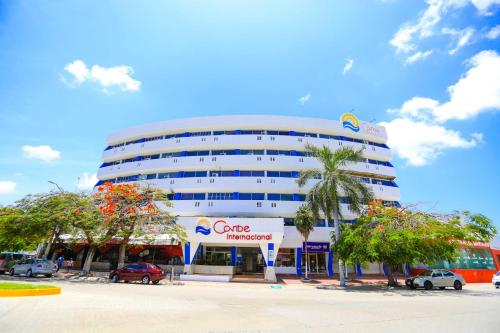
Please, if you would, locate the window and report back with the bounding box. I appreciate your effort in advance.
[276,249,295,267]
[158,172,176,179]
[144,136,163,142]
[443,271,454,277]
[200,247,232,266]
[207,193,234,200]
[209,171,234,177]
[189,131,211,137]
[240,130,266,135]
[284,218,295,226]
[185,150,209,156]
[240,170,265,177]
[240,150,264,155]
[432,272,442,278]
[238,193,265,200]
[212,150,237,156]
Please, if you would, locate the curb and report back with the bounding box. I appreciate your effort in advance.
[0,287,61,297]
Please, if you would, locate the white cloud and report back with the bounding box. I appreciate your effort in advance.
[63,60,141,93]
[486,25,500,39]
[390,0,465,54]
[22,145,61,162]
[342,58,354,75]
[298,94,311,105]
[381,50,500,166]
[442,27,475,55]
[390,1,497,56]
[380,118,481,166]
[470,0,500,14]
[393,50,500,123]
[64,60,89,83]
[0,181,16,195]
[405,50,433,64]
[76,172,98,191]
[434,50,500,122]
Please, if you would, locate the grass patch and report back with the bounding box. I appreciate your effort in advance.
[0,282,57,290]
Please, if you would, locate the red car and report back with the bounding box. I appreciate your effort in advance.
[109,263,165,285]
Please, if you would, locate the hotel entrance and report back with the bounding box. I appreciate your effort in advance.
[236,247,264,274]
[302,252,327,274]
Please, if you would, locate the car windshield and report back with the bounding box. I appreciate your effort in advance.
[496,272,500,276]
[418,270,433,276]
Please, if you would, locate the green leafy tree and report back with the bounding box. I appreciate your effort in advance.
[295,205,316,280]
[332,201,497,286]
[297,144,373,286]
[0,206,40,252]
[0,192,78,255]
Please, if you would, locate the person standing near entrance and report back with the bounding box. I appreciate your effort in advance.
[56,255,64,272]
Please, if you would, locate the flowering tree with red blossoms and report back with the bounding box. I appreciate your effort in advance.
[93,182,185,270]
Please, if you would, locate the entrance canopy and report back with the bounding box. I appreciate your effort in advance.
[177,217,284,244]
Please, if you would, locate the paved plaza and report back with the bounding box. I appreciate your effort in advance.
[1,275,499,333]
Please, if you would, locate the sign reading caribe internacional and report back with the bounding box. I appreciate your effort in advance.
[177,217,284,244]
[340,112,386,139]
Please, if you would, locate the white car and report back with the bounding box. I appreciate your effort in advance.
[493,271,500,289]
[405,269,466,290]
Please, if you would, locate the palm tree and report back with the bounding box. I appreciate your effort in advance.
[297,144,373,287]
[295,205,316,281]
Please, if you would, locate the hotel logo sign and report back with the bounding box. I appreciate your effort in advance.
[187,217,283,243]
[340,113,360,132]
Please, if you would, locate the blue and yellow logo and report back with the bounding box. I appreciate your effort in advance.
[195,217,211,235]
[341,113,360,132]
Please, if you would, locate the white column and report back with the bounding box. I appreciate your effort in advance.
[259,242,280,283]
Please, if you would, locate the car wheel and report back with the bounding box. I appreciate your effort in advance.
[111,274,120,283]
[424,281,433,290]
[152,280,160,285]
[27,269,33,278]
[141,276,150,285]
[439,287,445,290]
[496,285,499,289]
[45,274,52,278]
[454,280,462,290]
[9,269,15,276]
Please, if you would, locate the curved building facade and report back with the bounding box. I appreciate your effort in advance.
[96,114,400,281]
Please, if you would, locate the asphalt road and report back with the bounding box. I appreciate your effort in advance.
[1,275,499,333]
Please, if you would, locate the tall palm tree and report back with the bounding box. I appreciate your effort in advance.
[297,144,373,287]
[295,204,315,281]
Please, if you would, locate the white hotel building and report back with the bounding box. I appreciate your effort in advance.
[96,114,400,282]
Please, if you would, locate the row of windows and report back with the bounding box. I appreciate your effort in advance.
[283,218,356,227]
[105,130,389,150]
[163,192,401,207]
[99,171,397,187]
[100,150,394,168]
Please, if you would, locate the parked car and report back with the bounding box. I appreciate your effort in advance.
[493,271,500,289]
[405,269,466,290]
[10,258,55,277]
[109,263,165,285]
[0,252,34,274]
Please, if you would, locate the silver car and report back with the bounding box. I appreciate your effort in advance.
[10,258,55,278]
[406,269,466,290]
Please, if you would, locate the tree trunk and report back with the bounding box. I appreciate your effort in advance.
[334,215,346,287]
[117,232,133,269]
[386,264,398,287]
[81,245,97,276]
[43,232,55,258]
[117,240,128,269]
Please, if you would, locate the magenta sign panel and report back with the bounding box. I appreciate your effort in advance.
[302,242,330,253]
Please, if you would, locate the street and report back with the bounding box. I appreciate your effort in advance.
[1,276,499,333]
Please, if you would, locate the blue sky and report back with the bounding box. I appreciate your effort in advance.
[0,1,499,228]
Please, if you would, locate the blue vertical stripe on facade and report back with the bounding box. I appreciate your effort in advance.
[296,248,303,276]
